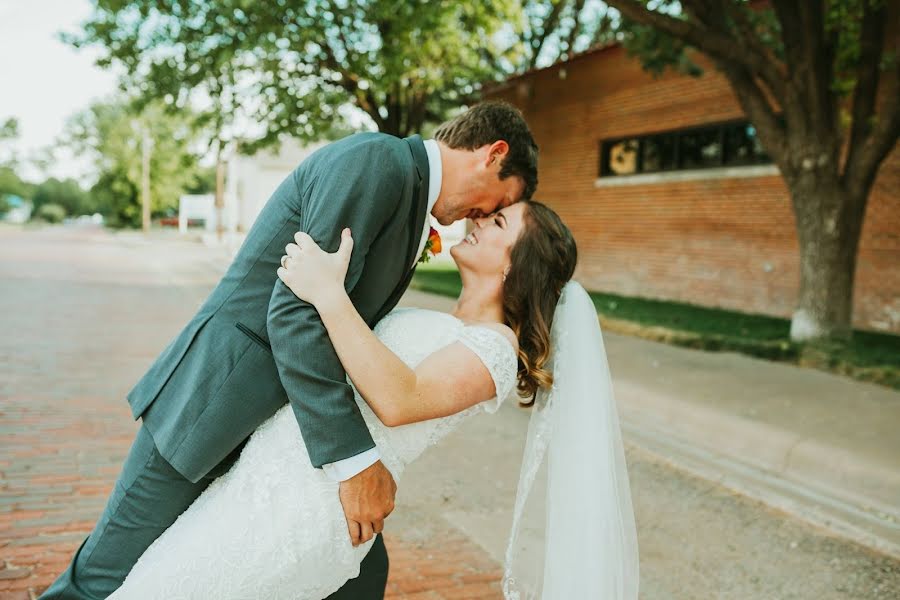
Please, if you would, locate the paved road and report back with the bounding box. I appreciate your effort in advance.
[1,224,897,599]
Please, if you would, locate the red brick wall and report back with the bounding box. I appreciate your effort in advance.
[485,46,900,333]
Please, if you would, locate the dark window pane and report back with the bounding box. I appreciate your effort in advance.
[678,127,722,169]
[599,120,774,178]
[724,123,769,165]
[642,135,677,172]
[605,139,639,175]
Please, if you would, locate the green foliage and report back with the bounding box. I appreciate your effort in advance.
[610,1,890,103]
[71,1,524,146]
[63,99,205,227]
[184,165,217,195]
[0,166,33,200]
[0,117,18,141]
[89,169,140,228]
[620,20,703,77]
[31,178,90,217]
[517,0,616,69]
[34,203,67,224]
[0,117,21,169]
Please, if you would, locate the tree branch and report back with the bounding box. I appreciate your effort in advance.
[607,0,786,102]
[715,59,789,172]
[592,10,614,46]
[843,10,900,199]
[529,0,567,69]
[796,1,837,138]
[716,0,787,99]
[319,40,387,131]
[843,2,887,181]
[563,0,587,59]
[769,0,806,84]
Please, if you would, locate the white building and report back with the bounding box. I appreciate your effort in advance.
[224,138,327,235]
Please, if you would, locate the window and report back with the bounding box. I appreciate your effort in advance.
[724,122,767,166]
[605,139,639,175]
[641,134,677,172]
[599,120,770,177]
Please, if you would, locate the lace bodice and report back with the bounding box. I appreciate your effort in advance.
[110,307,518,600]
[361,307,518,478]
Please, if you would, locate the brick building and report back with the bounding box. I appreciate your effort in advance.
[483,45,899,334]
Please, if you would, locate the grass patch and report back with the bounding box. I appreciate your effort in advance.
[409,263,466,298]
[410,267,900,390]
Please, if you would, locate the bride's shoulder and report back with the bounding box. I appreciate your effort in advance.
[377,307,454,329]
[464,321,518,353]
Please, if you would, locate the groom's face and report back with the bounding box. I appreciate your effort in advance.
[432,141,526,226]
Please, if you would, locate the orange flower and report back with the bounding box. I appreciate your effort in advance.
[428,226,442,254]
[418,226,443,264]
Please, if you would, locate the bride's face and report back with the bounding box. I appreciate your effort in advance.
[450,202,528,277]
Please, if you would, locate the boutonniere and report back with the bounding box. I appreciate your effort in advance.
[418,226,442,264]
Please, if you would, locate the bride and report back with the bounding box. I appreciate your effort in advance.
[108,200,638,600]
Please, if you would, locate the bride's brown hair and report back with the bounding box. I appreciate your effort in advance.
[502,200,578,404]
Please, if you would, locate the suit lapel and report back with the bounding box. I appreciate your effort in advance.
[371,135,430,325]
[402,135,430,271]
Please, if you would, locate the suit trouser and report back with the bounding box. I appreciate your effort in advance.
[39,424,389,600]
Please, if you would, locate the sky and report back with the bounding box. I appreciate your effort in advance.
[0,0,119,181]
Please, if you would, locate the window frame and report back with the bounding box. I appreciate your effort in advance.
[598,119,771,178]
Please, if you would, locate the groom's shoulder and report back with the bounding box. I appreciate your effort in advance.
[312,132,411,172]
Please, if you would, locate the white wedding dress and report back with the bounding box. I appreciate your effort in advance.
[109,307,518,600]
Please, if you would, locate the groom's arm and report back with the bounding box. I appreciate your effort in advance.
[266,146,406,470]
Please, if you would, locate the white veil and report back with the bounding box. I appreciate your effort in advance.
[502,281,639,599]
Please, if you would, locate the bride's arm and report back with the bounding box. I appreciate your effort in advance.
[277,229,517,427]
[317,292,515,426]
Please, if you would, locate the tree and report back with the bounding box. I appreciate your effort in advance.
[64,99,207,227]
[518,0,616,70]
[89,169,139,228]
[0,118,34,214]
[602,0,899,341]
[69,1,523,148]
[31,178,89,217]
[0,168,31,203]
[0,117,21,171]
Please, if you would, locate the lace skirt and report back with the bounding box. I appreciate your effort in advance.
[109,404,377,600]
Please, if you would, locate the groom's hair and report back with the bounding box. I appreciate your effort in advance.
[434,102,538,200]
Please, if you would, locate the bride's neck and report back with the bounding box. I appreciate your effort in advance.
[452,271,505,325]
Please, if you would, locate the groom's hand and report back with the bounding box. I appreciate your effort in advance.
[339,460,397,546]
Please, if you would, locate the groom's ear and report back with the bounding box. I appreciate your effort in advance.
[485,140,510,168]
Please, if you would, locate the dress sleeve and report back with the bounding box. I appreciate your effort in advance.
[457,326,519,414]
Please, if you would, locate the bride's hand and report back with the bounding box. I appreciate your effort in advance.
[277,228,353,307]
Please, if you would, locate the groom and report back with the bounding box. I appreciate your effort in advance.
[41,101,538,599]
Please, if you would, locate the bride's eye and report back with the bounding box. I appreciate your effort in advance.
[494,217,503,228]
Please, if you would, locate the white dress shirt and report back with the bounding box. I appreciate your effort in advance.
[321,139,442,482]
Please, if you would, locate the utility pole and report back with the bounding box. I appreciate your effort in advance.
[215,152,226,242]
[141,125,152,233]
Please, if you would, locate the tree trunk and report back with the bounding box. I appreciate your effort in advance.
[787,171,868,342]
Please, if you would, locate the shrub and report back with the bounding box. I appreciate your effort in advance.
[35,203,66,224]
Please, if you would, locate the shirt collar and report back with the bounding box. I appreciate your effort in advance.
[422,139,442,217]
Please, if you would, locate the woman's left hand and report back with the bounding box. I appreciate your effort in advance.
[277,228,354,307]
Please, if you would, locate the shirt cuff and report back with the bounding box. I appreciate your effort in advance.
[321,447,381,482]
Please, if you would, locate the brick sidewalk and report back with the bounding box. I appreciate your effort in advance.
[0,225,502,599]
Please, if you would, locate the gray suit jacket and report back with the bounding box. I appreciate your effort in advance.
[127,133,430,483]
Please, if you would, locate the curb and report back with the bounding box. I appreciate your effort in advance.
[615,378,900,558]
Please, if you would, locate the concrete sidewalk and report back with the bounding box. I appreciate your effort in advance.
[397,289,900,558]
